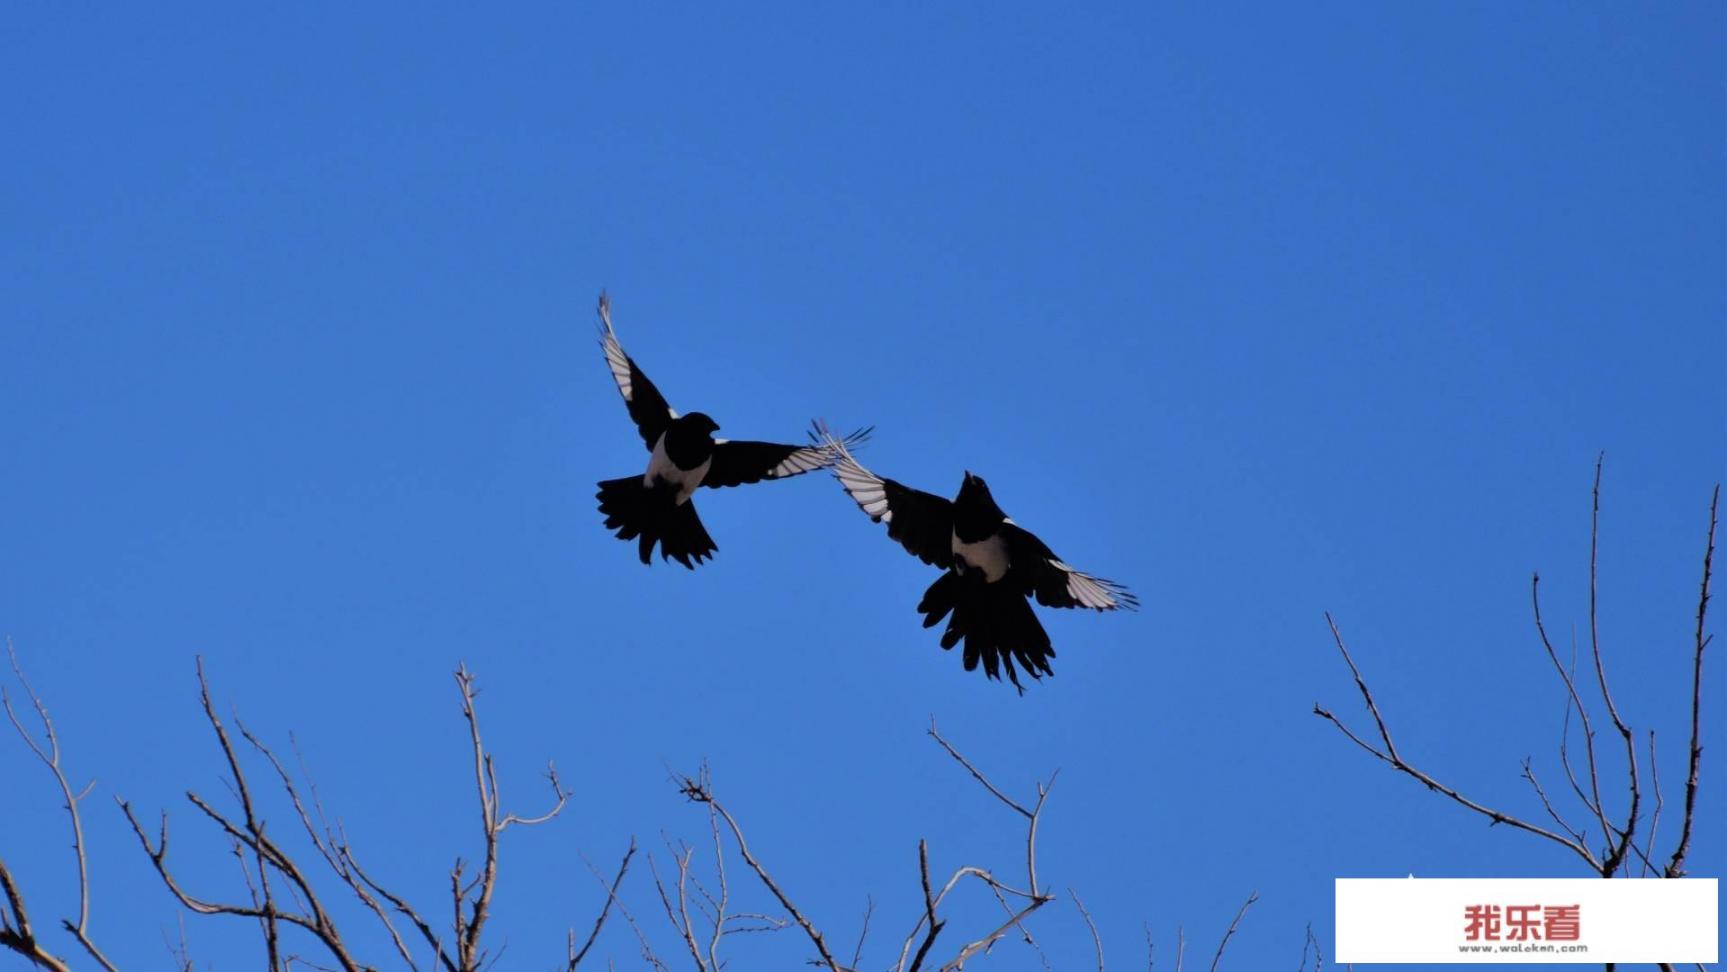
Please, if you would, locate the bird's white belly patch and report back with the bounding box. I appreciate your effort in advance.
[952,532,1010,583]
[644,436,709,504]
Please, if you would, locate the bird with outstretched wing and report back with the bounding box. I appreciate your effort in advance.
[594,294,869,568]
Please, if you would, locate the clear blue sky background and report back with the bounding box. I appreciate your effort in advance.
[2,4,1721,970]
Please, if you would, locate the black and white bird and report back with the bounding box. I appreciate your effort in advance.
[595,294,868,568]
[819,425,1137,690]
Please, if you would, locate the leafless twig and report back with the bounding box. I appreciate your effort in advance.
[1314,614,1596,864]
[1208,891,1256,972]
[1317,467,1717,886]
[569,838,635,969]
[1666,484,1715,878]
[1070,888,1103,972]
[850,895,873,972]
[677,771,839,970]
[2,640,116,971]
[117,658,363,972]
[1296,921,1321,972]
[451,664,570,971]
[108,659,586,972]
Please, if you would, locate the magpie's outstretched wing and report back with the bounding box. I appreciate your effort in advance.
[704,426,872,489]
[1002,523,1139,611]
[820,423,953,569]
[597,292,675,449]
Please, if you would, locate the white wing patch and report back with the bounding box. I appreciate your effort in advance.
[1047,559,1139,611]
[822,425,893,523]
[767,444,836,479]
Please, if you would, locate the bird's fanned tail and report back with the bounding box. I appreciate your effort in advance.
[916,571,1054,693]
[596,476,717,569]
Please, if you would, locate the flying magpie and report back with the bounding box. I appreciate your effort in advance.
[595,294,868,568]
[818,424,1137,690]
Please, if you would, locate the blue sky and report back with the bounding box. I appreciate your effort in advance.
[1,4,1721,970]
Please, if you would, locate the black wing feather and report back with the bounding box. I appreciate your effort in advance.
[1002,523,1139,611]
[822,424,953,569]
[597,293,675,450]
[704,426,872,489]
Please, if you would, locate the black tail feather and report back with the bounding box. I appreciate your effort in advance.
[597,476,718,569]
[916,571,1054,692]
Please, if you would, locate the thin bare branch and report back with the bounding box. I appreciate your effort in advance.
[936,895,1046,972]
[647,843,705,972]
[116,660,365,972]
[1666,483,1716,878]
[582,849,667,972]
[1533,586,1615,855]
[983,882,1049,971]
[678,775,840,971]
[191,659,284,970]
[569,839,635,969]
[706,800,727,971]
[1643,731,1663,877]
[896,728,1056,972]
[904,840,945,972]
[2,640,118,971]
[1519,758,1591,854]
[240,727,419,970]
[850,895,873,972]
[0,857,72,972]
[452,664,569,971]
[1070,888,1103,972]
[927,718,1032,819]
[1585,457,1642,878]
[342,842,457,972]
[1315,614,1596,865]
[117,795,360,971]
[1297,921,1322,972]
[1208,891,1257,972]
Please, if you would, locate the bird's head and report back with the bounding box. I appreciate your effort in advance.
[683,412,721,436]
[955,470,1005,523]
[953,470,1007,539]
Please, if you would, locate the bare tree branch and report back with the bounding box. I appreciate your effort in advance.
[1642,731,1663,878]
[1318,467,1716,906]
[677,772,839,971]
[583,848,668,972]
[1296,921,1321,972]
[647,838,706,971]
[569,838,635,969]
[1519,757,1591,854]
[905,840,945,972]
[926,717,1032,819]
[452,664,570,970]
[1314,614,1597,865]
[850,895,873,972]
[1,642,118,966]
[1207,891,1256,972]
[1070,888,1103,972]
[0,856,72,972]
[1666,483,1716,878]
[1533,585,1615,858]
[1584,456,1642,879]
